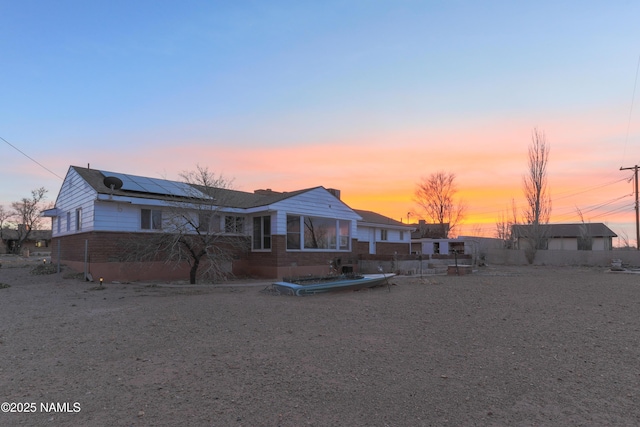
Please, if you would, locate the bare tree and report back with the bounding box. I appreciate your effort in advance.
[575,207,593,250]
[495,199,518,248]
[9,187,49,255]
[0,205,10,251]
[522,128,551,262]
[414,171,465,238]
[121,166,249,284]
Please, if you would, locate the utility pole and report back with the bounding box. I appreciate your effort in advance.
[620,165,640,250]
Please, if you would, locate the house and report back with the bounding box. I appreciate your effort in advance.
[408,219,464,256]
[0,228,52,255]
[411,220,449,239]
[354,209,414,256]
[512,223,617,251]
[43,166,408,281]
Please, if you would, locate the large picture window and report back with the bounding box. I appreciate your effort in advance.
[286,215,350,250]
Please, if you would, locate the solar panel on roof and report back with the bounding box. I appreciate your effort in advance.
[100,170,206,198]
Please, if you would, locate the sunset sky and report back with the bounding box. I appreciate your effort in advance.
[2,1,640,245]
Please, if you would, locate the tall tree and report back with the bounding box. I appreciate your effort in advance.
[522,128,551,262]
[9,187,49,255]
[414,171,465,238]
[121,165,248,284]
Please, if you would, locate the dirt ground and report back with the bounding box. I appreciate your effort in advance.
[1,256,640,427]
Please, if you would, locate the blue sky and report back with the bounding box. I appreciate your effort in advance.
[2,1,640,242]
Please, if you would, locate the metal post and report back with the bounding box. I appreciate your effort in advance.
[620,165,640,250]
[56,240,61,274]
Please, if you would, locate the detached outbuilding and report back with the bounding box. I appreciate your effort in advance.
[512,223,617,251]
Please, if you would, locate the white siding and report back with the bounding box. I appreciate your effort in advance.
[592,237,608,251]
[51,168,97,237]
[94,201,144,232]
[271,188,361,237]
[357,224,411,243]
[548,237,577,250]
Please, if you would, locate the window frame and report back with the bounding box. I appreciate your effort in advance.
[286,214,350,251]
[252,215,272,251]
[141,208,163,230]
[224,216,245,234]
[75,208,82,231]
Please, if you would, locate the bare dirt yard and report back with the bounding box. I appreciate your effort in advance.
[1,256,640,426]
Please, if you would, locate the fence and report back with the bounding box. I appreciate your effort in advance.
[484,248,640,268]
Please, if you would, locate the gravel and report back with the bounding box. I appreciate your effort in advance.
[1,260,640,426]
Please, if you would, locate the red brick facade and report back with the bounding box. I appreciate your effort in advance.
[52,231,413,282]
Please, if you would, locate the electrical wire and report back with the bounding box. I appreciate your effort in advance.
[622,54,640,167]
[1,136,64,180]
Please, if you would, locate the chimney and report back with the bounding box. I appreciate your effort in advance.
[254,188,280,195]
[327,188,341,199]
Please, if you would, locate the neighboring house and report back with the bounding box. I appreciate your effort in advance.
[354,209,414,256]
[43,166,408,281]
[0,228,52,255]
[409,220,461,256]
[512,223,617,251]
[410,237,465,257]
[411,220,449,239]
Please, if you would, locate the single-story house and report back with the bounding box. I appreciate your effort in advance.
[43,166,414,281]
[354,209,414,256]
[512,223,617,251]
[0,228,52,255]
[411,220,449,239]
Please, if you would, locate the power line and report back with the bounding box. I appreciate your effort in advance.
[622,54,640,167]
[1,135,64,180]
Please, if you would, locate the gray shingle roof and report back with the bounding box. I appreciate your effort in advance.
[353,209,411,228]
[512,223,617,238]
[71,166,320,209]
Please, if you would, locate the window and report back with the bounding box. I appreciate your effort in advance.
[198,212,220,233]
[577,236,592,251]
[380,229,388,241]
[287,216,301,249]
[399,231,404,241]
[76,208,82,231]
[66,212,71,231]
[339,220,349,250]
[253,216,272,250]
[304,216,335,249]
[141,209,162,230]
[286,215,350,250]
[224,216,245,233]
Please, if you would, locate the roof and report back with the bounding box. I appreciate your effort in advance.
[353,209,413,228]
[512,223,617,238]
[1,229,52,241]
[70,166,323,209]
[411,222,450,239]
